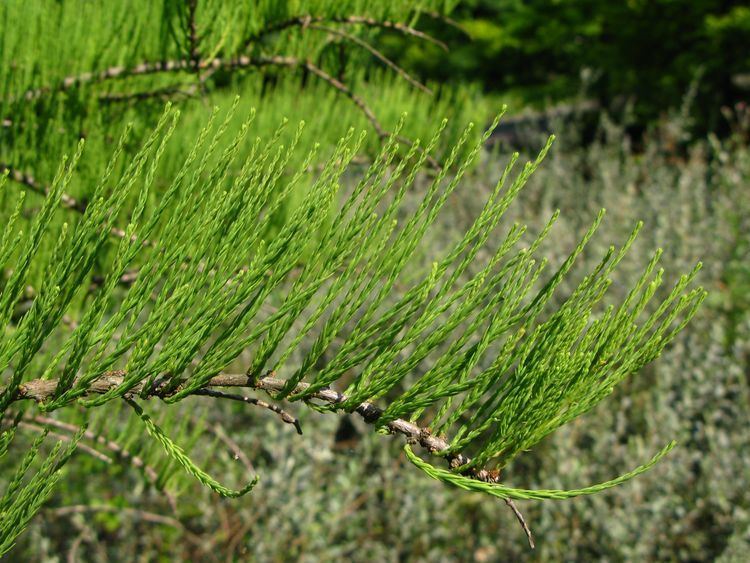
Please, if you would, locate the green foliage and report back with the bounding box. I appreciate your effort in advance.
[405,440,675,500]
[126,398,259,497]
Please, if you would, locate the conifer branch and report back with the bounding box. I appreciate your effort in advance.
[0,97,705,552]
[14,372,520,482]
[0,424,86,556]
[10,370,536,541]
[8,371,534,549]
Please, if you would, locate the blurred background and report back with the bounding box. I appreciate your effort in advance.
[2,1,749,560]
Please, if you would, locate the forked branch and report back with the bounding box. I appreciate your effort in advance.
[11,370,534,546]
[193,388,302,435]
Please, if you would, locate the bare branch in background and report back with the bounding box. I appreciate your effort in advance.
[1,163,156,247]
[308,24,432,94]
[99,83,200,104]
[5,15,443,169]
[24,413,178,513]
[48,505,206,551]
[418,11,470,37]
[250,55,442,169]
[14,13,446,104]
[17,421,112,464]
[210,422,255,473]
[0,163,87,212]
[242,14,448,52]
[186,0,201,70]
[504,499,535,549]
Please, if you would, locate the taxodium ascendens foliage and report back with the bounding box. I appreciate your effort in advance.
[0,101,705,552]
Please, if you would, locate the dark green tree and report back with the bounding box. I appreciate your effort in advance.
[388,0,750,130]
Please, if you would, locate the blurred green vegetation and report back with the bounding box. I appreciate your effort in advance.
[388,1,750,132]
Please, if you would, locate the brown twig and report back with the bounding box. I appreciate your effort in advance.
[194,388,302,435]
[251,55,384,131]
[308,24,432,94]
[186,0,201,71]
[15,372,473,471]
[504,498,535,549]
[242,14,448,52]
[67,531,86,563]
